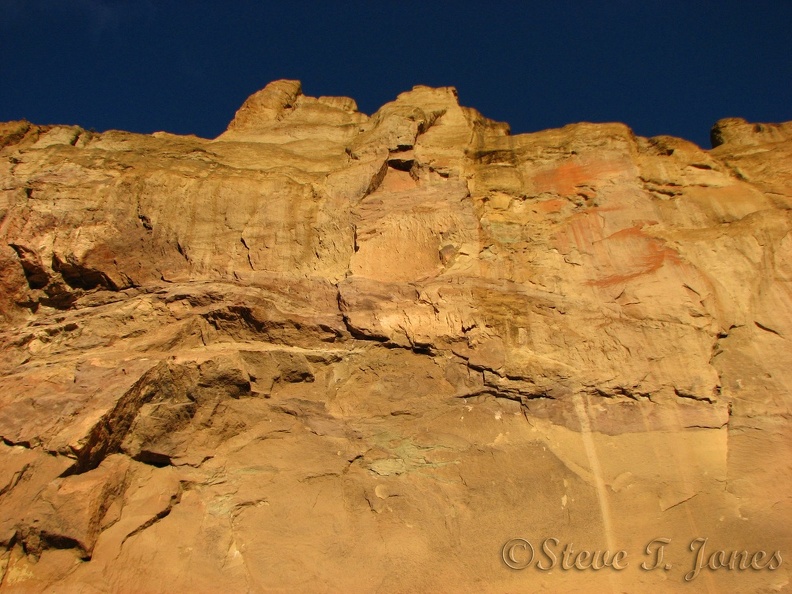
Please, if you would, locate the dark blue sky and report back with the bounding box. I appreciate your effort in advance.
[1,1,790,148]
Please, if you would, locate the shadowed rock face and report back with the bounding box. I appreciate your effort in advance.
[0,81,790,592]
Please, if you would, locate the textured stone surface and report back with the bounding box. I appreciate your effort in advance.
[0,81,790,592]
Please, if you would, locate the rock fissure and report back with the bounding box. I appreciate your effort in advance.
[119,485,183,551]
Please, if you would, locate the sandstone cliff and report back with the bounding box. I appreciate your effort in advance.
[0,81,790,592]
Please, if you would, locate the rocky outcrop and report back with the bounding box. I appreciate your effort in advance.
[0,81,790,592]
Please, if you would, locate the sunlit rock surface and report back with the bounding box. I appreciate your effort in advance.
[0,81,790,592]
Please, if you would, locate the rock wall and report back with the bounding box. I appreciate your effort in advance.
[0,81,790,592]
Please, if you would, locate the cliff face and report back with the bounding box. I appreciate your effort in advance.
[0,81,790,592]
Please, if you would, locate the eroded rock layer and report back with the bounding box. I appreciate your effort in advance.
[0,81,790,592]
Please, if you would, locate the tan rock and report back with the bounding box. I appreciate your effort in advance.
[0,81,790,592]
